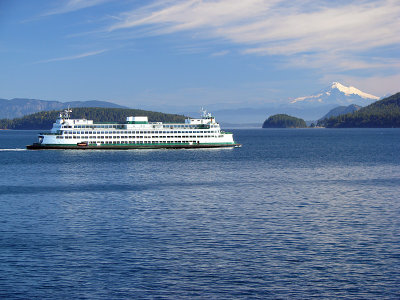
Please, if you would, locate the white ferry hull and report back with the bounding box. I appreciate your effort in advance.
[27,143,241,150]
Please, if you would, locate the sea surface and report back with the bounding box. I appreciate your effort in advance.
[0,129,399,299]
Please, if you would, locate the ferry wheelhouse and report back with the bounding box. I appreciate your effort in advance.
[27,108,240,150]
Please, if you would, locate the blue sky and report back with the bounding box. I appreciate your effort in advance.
[0,0,399,109]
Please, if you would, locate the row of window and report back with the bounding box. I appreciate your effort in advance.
[101,141,199,144]
[57,135,221,139]
[61,124,219,129]
[62,130,219,134]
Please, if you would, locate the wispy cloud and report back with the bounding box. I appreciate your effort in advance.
[211,50,230,57]
[33,49,107,64]
[106,0,400,72]
[42,0,111,16]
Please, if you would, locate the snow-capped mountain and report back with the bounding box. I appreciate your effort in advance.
[290,82,379,106]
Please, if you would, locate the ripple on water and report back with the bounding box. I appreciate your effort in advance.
[0,129,400,298]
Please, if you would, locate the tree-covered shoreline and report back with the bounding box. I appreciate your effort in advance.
[262,114,307,128]
[318,92,400,128]
[0,107,186,130]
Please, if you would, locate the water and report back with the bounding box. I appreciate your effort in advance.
[1,129,400,299]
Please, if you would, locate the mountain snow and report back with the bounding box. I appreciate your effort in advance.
[329,82,379,100]
[290,82,379,106]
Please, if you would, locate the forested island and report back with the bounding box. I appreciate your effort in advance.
[0,107,186,130]
[318,92,400,128]
[262,114,307,128]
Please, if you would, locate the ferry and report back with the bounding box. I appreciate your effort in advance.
[26,108,241,150]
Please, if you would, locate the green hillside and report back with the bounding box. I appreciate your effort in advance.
[0,107,186,130]
[262,114,307,128]
[320,104,362,120]
[319,92,400,128]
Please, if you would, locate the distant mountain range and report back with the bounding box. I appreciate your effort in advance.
[0,82,382,124]
[290,82,379,106]
[190,82,381,123]
[280,82,379,120]
[0,98,128,119]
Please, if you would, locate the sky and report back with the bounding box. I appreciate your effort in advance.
[0,0,399,110]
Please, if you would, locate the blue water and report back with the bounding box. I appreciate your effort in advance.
[1,129,400,299]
